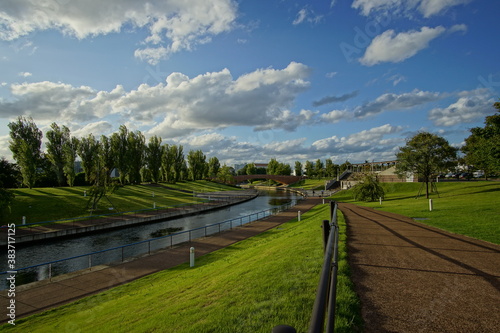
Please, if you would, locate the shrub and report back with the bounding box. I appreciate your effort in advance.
[352,173,385,202]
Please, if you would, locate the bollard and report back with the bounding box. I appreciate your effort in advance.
[429,199,433,211]
[84,190,86,197]
[153,202,156,209]
[22,216,26,225]
[322,198,325,204]
[190,247,195,267]
[380,197,382,205]
[152,191,155,197]
[272,325,297,333]
[298,211,301,221]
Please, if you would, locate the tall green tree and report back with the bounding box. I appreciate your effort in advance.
[63,136,79,186]
[46,123,70,186]
[161,144,174,182]
[8,116,43,188]
[217,165,235,183]
[294,161,302,176]
[127,130,145,184]
[396,132,457,198]
[246,162,256,175]
[462,101,500,177]
[208,156,221,178]
[99,135,115,185]
[315,159,324,178]
[325,159,336,178]
[111,125,129,184]
[187,149,207,181]
[145,135,163,183]
[170,144,185,183]
[78,134,99,182]
[267,158,280,175]
[304,160,314,177]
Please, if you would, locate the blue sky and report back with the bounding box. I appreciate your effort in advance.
[0,0,499,166]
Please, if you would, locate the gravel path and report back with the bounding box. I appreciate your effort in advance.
[339,203,500,333]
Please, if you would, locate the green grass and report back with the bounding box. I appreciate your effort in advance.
[289,178,329,190]
[3,204,362,332]
[5,181,239,225]
[332,181,500,244]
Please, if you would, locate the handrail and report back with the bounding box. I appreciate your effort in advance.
[273,201,339,333]
[0,200,297,288]
[308,201,339,333]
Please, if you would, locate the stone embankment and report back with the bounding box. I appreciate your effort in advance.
[0,190,258,246]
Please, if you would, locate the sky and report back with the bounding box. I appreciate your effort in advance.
[0,0,499,167]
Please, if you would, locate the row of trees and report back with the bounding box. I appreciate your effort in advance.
[7,118,225,189]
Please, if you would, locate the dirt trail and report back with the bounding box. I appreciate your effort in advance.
[339,203,500,333]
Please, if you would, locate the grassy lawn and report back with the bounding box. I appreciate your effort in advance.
[5,181,239,225]
[3,204,362,332]
[290,178,330,190]
[332,181,500,244]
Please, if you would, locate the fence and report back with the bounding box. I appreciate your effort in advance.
[0,200,295,289]
[273,201,340,333]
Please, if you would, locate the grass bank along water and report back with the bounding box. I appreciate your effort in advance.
[0,202,362,332]
[332,181,500,244]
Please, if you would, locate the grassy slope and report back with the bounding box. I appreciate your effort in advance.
[3,204,362,332]
[332,181,500,244]
[5,181,238,225]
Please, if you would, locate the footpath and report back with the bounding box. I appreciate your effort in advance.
[0,197,323,323]
[339,203,500,333]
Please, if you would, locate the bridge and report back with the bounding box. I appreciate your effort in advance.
[233,174,304,185]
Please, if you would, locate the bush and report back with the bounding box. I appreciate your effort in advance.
[352,173,385,202]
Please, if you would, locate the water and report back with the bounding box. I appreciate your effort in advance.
[1,190,299,286]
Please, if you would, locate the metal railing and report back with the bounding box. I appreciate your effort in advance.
[1,200,296,289]
[308,201,340,333]
[273,201,340,333]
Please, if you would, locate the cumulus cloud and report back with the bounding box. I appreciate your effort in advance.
[360,26,446,66]
[292,7,323,25]
[313,91,359,107]
[0,0,238,64]
[18,71,32,77]
[312,124,404,157]
[0,62,312,137]
[320,110,351,123]
[428,89,495,126]
[352,0,472,17]
[354,89,441,118]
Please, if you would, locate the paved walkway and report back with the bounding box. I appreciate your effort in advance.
[339,203,500,333]
[0,197,323,323]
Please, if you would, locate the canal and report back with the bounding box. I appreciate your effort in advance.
[1,190,299,287]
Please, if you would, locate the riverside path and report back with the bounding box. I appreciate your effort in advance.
[339,203,499,333]
[0,197,323,323]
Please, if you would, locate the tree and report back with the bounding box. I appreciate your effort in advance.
[315,159,324,178]
[145,136,163,184]
[8,116,43,188]
[78,134,99,182]
[305,160,314,177]
[187,149,207,180]
[99,135,115,185]
[294,161,302,176]
[352,173,385,202]
[462,101,500,177]
[111,125,129,184]
[170,145,185,183]
[0,157,20,188]
[127,130,145,184]
[46,123,70,186]
[246,162,256,175]
[161,144,174,182]
[267,158,280,175]
[325,159,336,178]
[396,132,457,198]
[208,156,221,178]
[217,165,235,183]
[63,136,79,186]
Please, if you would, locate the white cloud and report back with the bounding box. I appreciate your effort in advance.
[0,62,312,137]
[419,0,472,18]
[0,0,238,64]
[354,89,441,118]
[352,0,472,17]
[18,71,32,77]
[320,110,351,123]
[360,26,446,66]
[428,89,495,126]
[292,7,323,25]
